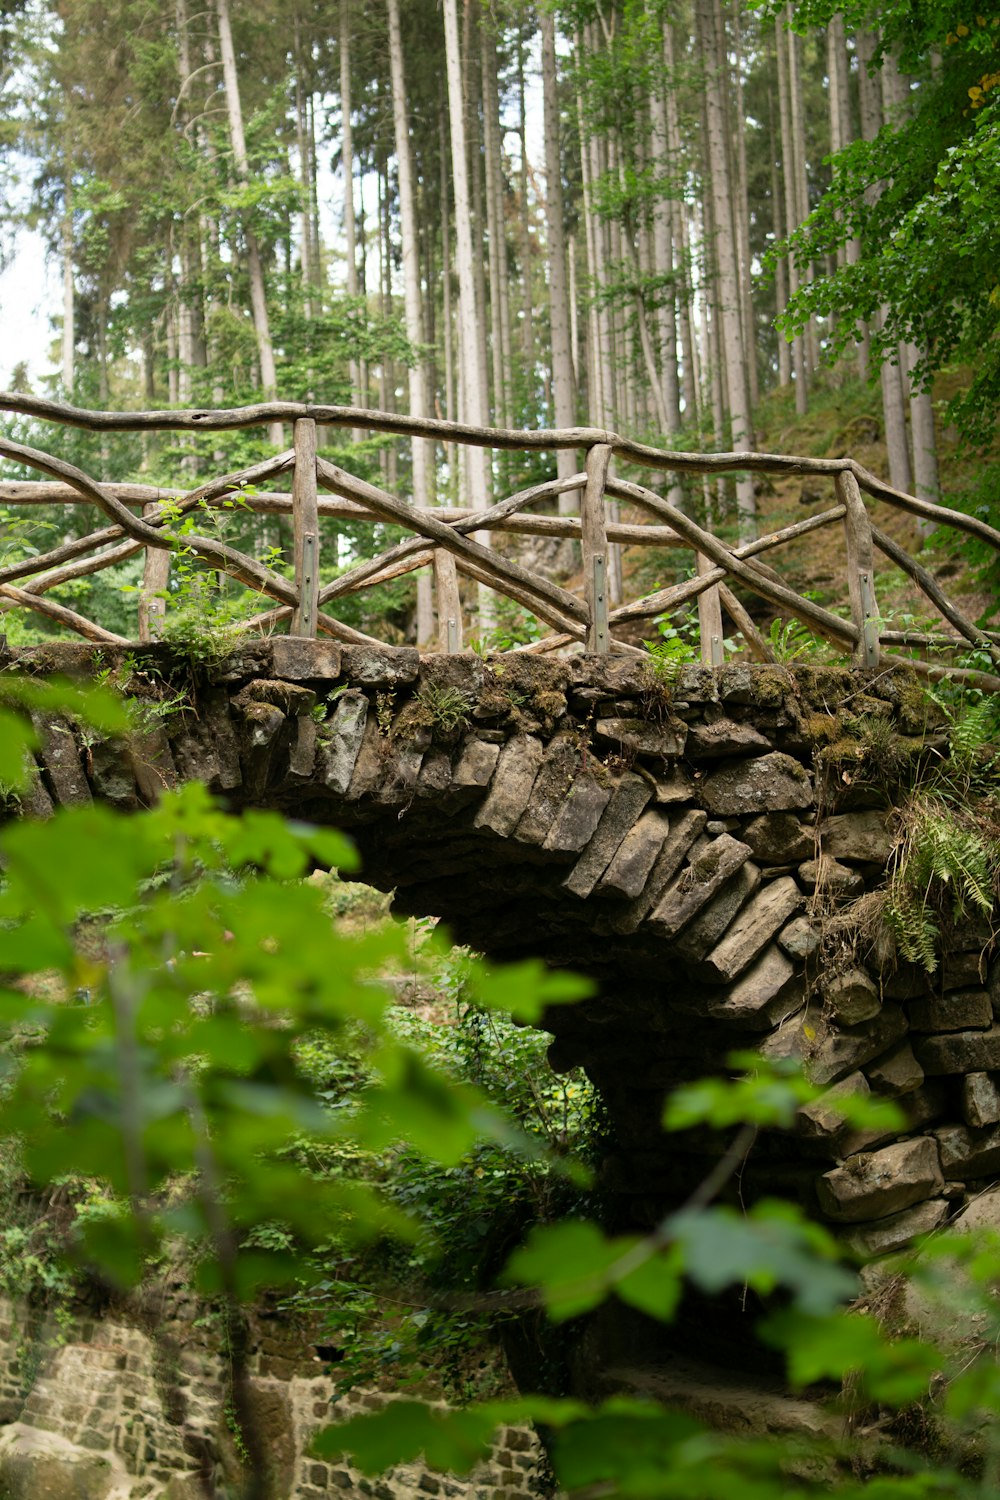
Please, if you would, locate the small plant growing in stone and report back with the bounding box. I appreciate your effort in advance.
[414,682,473,733]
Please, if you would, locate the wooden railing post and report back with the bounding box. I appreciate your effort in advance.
[696,551,726,666]
[836,468,880,667]
[582,443,612,653]
[434,549,462,652]
[137,502,169,642]
[290,417,319,637]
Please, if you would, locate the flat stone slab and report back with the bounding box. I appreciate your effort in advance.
[473,734,544,837]
[451,735,501,789]
[30,712,91,806]
[340,644,419,685]
[935,1121,1000,1180]
[598,809,672,900]
[699,752,812,817]
[317,691,368,796]
[909,990,993,1034]
[685,719,772,759]
[816,1137,943,1223]
[763,1003,908,1087]
[675,862,760,964]
[594,716,687,758]
[652,767,697,804]
[914,1024,1000,1076]
[647,833,753,941]
[778,915,821,960]
[864,1040,925,1098]
[514,734,581,844]
[564,773,651,898]
[602,810,707,934]
[270,637,342,680]
[797,1072,897,1159]
[797,856,863,899]
[542,772,612,854]
[963,1072,1000,1129]
[742,811,813,865]
[951,1182,1000,1232]
[844,1198,949,1259]
[819,810,893,865]
[233,678,317,716]
[699,876,802,983]
[705,944,798,1029]
[822,967,881,1025]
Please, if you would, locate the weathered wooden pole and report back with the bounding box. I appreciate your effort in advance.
[837,468,880,667]
[582,443,612,653]
[291,417,319,637]
[137,502,169,642]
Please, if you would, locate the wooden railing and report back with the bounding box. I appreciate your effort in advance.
[0,393,998,689]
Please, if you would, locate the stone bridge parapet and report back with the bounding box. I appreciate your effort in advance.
[6,640,999,1272]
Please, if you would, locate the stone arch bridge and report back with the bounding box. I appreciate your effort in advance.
[8,638,1000,1281]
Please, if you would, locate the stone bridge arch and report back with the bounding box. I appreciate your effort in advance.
[10,639,1000,1285]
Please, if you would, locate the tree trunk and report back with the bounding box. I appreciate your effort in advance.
[700,0,756,540]
[776,17,807,413]
[729,3,759,410]
[541,7,577,499]
[482,18,511,433]
[786,13,819,375]
[214,0,282,446]
[443,0,492,625]
[61,177,74,392]
[387,0,434,641]
[768,92,792,388]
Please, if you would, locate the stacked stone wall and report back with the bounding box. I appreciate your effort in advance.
[0,1291,547,1500]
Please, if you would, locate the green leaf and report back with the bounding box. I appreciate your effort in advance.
[669,1203,856,1315]
[504,1220,630,1321]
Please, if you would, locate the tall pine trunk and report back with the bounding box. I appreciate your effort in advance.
[387,0,434,640]
[214,0,282,446]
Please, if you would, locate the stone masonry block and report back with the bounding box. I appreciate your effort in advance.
[451,735,501,789]
[963,1072,1000,1129]
[864,1040,925,1098]
[818,810,893,865]
[473,735,544,838]
[685,719,772,759]
[269,637,342,681]
[742,811,813,866]
[705,945,798,1030]
[593,717,687,758]
[317,691,369,796]
[909,990,993,1035]
[513,735,580,845]
[935,1120,1000,1180]
[597,810,672,900]
[821,967,881,1026]
[914,1025,1000,1076]
[563,773,651,898]
[762,1003,908,1087]
[646,833,753,941]
[675,862,760,964]
[542,773,612,854]
[698,875,802,983]
[700,752,812,817]
[844,1198,949,1260]
[816,1136,943,1222]
[601,810,709,935]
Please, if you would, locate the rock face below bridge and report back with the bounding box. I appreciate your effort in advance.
[8,640,998,1269]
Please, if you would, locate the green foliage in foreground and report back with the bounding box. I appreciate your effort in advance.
[3,683,1000,1496]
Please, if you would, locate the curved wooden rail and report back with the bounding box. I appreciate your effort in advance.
[0,393,997,685]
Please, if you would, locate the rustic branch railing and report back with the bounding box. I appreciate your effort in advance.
[0,393,997,687]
